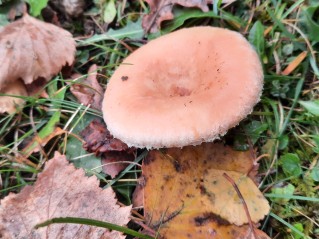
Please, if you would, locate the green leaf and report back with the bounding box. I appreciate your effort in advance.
[278,134,289,150]
[270,183,295,204]
[310,135,319,153]
[280,153,302,177]
[301,4,319,42]
[233,121,268,151]
[245,121,268,144]
[65,114,102,175]
[299,100,319,116]
[78,19,143,46]
[161,8,218,34]
[248,21,265,57]
[292,223,304,239]
[270,213,308,239]
[0,13,9,26]
[103,0,116,24]
[27,0,48,17]
[311,163,319,182]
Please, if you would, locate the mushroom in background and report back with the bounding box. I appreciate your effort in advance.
[102,26,263,149]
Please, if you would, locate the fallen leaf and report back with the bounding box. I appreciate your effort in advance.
[142,0,210,33]
[80,119,136,178]
[143,143,270,238]
[0,13,75,90]
[102,151,135,178]
[0,152,132,239]
[0,80,27,113]
[142,0,238,33]
[22,127,65,157]
[61,0,85,17]
[132,179,144,208]
[282,51,308,75]
[80,119,132,155]
[70,64,104,110]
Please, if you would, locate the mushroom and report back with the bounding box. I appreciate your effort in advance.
[102,26,263,149]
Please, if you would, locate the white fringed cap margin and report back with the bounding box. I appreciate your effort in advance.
[102,27,264,149]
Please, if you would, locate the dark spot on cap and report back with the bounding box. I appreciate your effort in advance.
[121,76,129,81]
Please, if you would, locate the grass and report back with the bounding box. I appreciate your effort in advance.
[1,0,319,238]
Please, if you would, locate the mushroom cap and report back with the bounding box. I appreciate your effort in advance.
[102,27,263,149]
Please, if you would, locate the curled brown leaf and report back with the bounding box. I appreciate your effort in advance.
[70,64,104,110]
[80,120,136,178]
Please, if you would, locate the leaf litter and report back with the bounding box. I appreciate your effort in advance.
[70,64,104,110]
[80,119,136,178]
[0,80,27,113]
[0,13,75,113]
[0,152,132,239]
[142,143,270,239]
[142,0,237,33]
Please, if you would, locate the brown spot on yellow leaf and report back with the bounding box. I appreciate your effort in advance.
[194,212,230,226]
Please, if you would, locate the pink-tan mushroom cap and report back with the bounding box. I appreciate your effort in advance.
[102,26,263,149]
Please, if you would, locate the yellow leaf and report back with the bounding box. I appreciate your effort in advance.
[143,143,270,239]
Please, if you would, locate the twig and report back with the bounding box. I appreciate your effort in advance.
[132,219,156,237]
[223,173,258,239]
[144,2,173,34]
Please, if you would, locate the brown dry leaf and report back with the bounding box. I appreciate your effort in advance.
[132,179,144,208]
[142,0,210,33]
[0,80,27,113]
[0,152,132,239]
[0,13,75,90]
[142,0,237,33]
[80,119,133,154]
[80,119,136,178]
[102,151,135,178]
[50,0,85,18]
[70,64,104,110]
[143,143,270,239]
[22,127,65,158]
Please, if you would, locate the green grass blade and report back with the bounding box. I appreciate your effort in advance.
[265,193,319,202]
[269,213,309,238]
[34,217,154,239]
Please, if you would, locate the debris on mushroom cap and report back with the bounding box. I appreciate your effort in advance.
[102,27,264,149]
